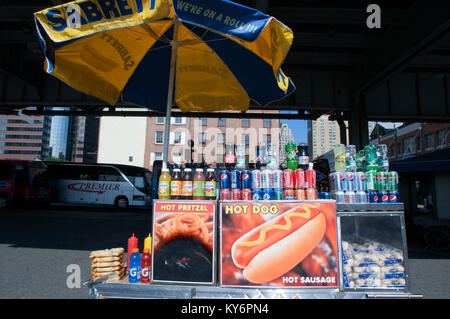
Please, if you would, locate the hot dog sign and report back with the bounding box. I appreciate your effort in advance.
[220,201,338,288]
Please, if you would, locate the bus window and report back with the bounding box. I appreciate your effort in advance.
[79,166,99,181]
[29,163,48,186]
[98,167,125,182]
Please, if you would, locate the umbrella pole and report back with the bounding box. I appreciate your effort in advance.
[162,20,180,170]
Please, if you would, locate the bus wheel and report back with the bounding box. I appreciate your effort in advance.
[115,196,129,209]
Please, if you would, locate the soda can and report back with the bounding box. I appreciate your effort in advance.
[369,191,378,203]
[220,189,231,200]
[273,169,283,189]
[262,188,274,200]
[344,191,356,204]
[365,171,376,191]
[261,169,273,189]
[231,170,241,189]
[294,169,305,189]
[294,188,305,200]
[219,170,230,189]
[252,189,263,200]
[241,170,252,189]
[274,188,284,200]
[282,169,294,189]
[356,191,368,203]
[378,191,389,203]
[387,171,399,191]
[231,189,241,200]
[242,188,252,200]
[376,172,387,192]
[388,191,399,203]
[334,191,345,203]
[329,172,345,192]
[305,168,316,189]
[344,172,356,192]
[251,170,262,189]
[355,172,366,191]
[321,192,331,200]
[306,188,317,200]
[283,188,295,200]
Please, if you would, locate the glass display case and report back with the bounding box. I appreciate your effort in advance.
[337,203,409,292]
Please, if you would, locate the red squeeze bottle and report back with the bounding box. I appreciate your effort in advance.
[127,233,138,269]
[140,249,151,284]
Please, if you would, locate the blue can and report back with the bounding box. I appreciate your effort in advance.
[231,170,241,189]
[378,191,389,203]
[273,188,283,200]
[369,191,378,203]
[388,191,399,203]
[262,188,273,200]
[219,170,230,189]
[252,189,263,200]
[241,170,252,189]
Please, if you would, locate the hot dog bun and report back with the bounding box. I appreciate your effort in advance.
[243,212,326,283]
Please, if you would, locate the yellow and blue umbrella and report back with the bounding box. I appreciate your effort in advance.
[34,0,295,164]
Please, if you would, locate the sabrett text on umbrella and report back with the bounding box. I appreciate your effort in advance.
[45,0,157,32]
[100,33,135,70]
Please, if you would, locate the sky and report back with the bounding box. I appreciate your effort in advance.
[279,111,308,144]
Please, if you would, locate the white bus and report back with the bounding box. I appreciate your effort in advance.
[46,162,152,208]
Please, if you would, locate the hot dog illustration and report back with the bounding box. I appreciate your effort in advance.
[231,204,326,284]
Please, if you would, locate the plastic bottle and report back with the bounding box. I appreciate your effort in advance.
[266,143,278,170]
[204,169,216,200]
[297,143,309,170]
[127,233,138,270]
[140,249,151,284]
[181,168,193,200]
[224,143,236,169]
[256,143,266,169]
[285,142,298,170]
[364,145,378,171]
[334,144,346,172]
[128,248,141,283]
[170,168,182,200]
[235,144,246,170]
[345,145,357,172]
[193,169,205,200]
[158,168,171,199]
[144,233,152,251]
[376,144,389,172]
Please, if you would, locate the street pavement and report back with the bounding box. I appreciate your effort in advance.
[0,206,449,299]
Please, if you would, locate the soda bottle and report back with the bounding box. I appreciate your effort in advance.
[170,168,182,200]
[126,233,138,270]
[345,145,357,172]
[140,249,151,284]
[297,143,309,170]
[158,168,171,199]
[364,145,378,171]
[266,143,278,170]
[256,143,266,169]
[235,144,246,170]
[128,248,141,283]
[334,144,346,172]
[193,169,206,200]
[181,168,193,200]
[377,144,389,172]
[204,169,217,200]
[225,143,236,169]
[285,142,298,170]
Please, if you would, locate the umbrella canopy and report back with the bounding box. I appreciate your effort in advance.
[34,0,295,165]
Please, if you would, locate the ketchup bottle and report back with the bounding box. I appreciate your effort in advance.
[140,249,151,284]
[127,233,138,269]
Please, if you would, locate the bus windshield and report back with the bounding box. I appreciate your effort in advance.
[119,166,151,194]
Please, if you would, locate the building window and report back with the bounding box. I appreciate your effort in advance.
[264,119,271,127]
[155,131,163,144]
[264,134,271,145]
[156,117,164,124]
[199,132,206,145]
[403,136,415,154]
[437,130,446,148]
[174,117,183,124]
[242,134,249,147]
[425,133,434,150]
[129,156,133,162]
[242,119,249,127]
[217,153,223,164]
[173,132,182,144]
[218,118,226,126]
[155,152,163,160]
[218,133,225,145]
[200,118,207,125]
[390,145,395,158]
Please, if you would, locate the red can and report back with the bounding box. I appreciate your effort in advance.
[295,169,305,189]
[220,189,231,200]
[306,188,317,200]
[294,188,305,200]
[305,167,316,189]
[282,169,294,188]
[231,189,241,200]
[242,189,252,200]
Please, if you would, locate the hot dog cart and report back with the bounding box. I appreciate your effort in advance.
[85,200,422,299]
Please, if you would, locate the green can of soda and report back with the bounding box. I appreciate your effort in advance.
[387,171,399,191]
[365,171,376,191]
[376,171,387,191]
